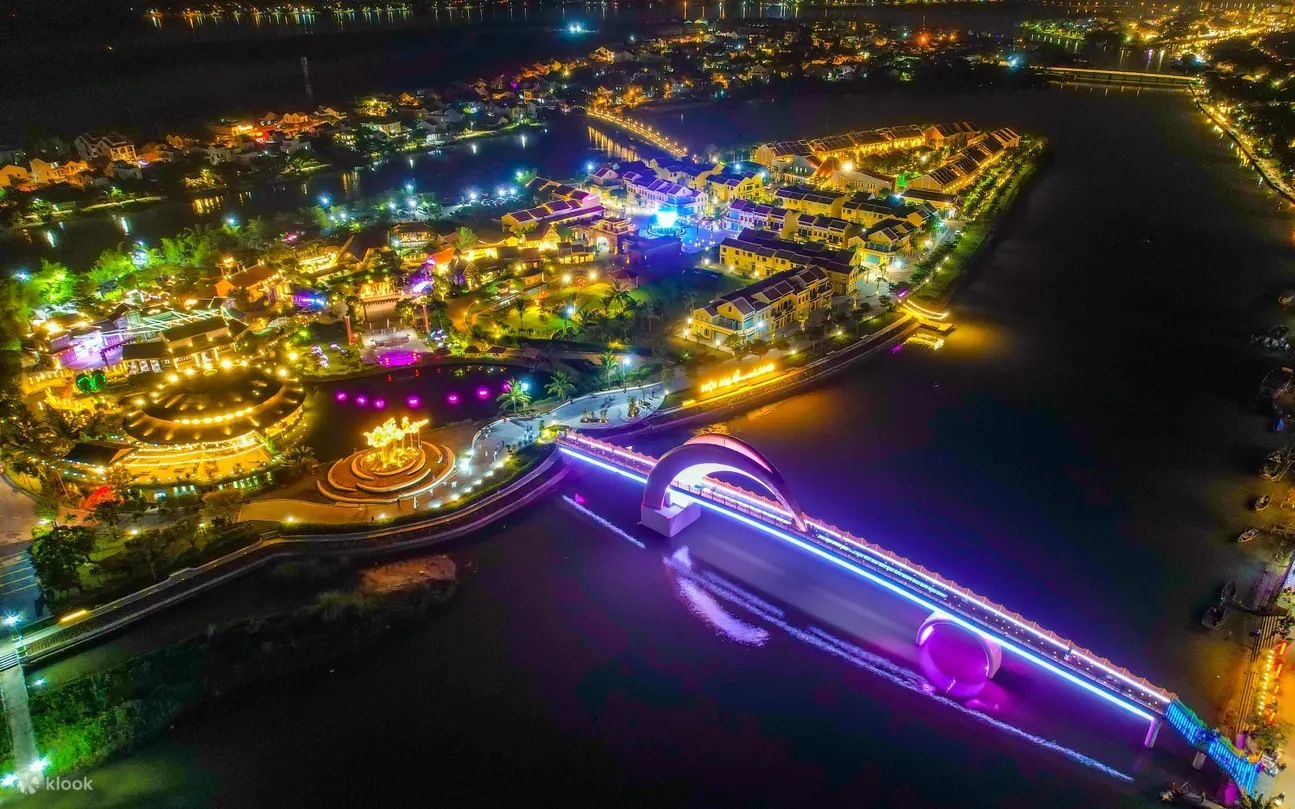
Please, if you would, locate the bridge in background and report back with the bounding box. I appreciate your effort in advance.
[585,108,688,158]
[556,432,1262,794]
[1034,66,1201,89]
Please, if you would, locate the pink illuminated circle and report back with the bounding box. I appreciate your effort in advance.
[356,395,368,406]
[476,387,490,399]
[447,394,460,404]
[335,391,348,402]
[374,398,386,410]
[407,395,421,408]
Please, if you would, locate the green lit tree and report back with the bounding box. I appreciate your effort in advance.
[545,371,576,403]
[30,524,96,593]
[496,378,533,414]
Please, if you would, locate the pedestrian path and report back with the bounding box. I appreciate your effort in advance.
[0,552,42,623]
[0,637,39,782]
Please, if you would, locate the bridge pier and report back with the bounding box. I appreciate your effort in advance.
[917,614,1003,697]
[1144,718,1162,749]
[641,497,701,537]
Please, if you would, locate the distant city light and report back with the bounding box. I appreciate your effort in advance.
[224,215,238,227]
[404,181,414,193]
[319,194,331,206]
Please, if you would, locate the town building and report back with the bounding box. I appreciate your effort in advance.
[773,186,849,218]
[923,121,981,150]
[719,228,859,295]
[389,222,438,250]
[74,131,138,164]
[691,265,831,343]
[624,172,702,216]
[28,158,90,187]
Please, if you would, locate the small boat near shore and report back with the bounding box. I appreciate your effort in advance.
[1255,494,1272,511]
[1281,290,1295,306]
[1202,604,1227,630]
[1220,580,1237,604]
[1262,449,1290,480]
[1239,527,1261,543]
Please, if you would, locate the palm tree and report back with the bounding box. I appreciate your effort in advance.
[596,351,620,389]
[603,279,633,315]
[546,371,576,403]
[496,379,533,414]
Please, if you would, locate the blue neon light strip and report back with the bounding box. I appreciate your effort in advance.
[559,447,1157,723]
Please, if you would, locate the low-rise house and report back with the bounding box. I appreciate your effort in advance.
[793,214,859,248]
[0,165,30,189]
[624,173,703,216]
[389,222,438,250]
[74,131,137,164]
[860,218,918,266]
[719,228,859,295]
[706,170,763,203]
[773,186,849,218]
[28,158,91,187]
[923,121,981,150]
[213,264,285,305]
[691,264,831,344]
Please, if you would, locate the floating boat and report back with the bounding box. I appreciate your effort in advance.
[1202,604,1227,630]
[1239,527,1261,543]
[1281,290,1295,306]
[1220,580,1237,604]
[1262,449,1288,480]
[1256,494,1272,511]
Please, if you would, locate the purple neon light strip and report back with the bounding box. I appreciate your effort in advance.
[561,436,1173,707]
[559,446,1158,723]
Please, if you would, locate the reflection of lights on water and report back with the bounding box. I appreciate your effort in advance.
[447,394,460,404]
[407,395,421,408]
[662,548,1134,783]
[562,495,644,548]
[356,395,368,406]
[476,386,490,399]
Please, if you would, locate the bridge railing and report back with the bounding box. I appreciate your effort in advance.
[1167,701,1260,794]
[558,433,1175,716]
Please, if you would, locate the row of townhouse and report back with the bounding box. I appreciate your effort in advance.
[691,264,832,344]
[590,158,764,208]
[727,200,860,248]
[501,177,605,233]
[906,128,1022,194]
[719,228,860,295]
[751,121,979,175]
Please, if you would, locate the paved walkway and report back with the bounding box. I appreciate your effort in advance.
[469,382,671,467]
[0,638,38,778]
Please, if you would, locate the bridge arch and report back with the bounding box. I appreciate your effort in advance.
[642,434,808,531]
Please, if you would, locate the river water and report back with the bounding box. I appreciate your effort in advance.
[15,83,1295,807]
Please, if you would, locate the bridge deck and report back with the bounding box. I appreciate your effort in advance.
[1035,66,1199,86]
[558,433,1176,720]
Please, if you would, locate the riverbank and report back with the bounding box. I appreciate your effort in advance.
[12,554,457,784]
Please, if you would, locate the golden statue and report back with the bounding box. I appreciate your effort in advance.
[363,416,429,470]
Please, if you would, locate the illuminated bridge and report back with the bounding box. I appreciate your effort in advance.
[556,432,1262,793]
[1033,66,1201,89]
[585,108,688,158]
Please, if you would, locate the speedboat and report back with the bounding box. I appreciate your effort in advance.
[1239,528,1261,543]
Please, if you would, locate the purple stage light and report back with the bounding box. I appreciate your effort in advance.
[335,391,348,402]
[476,386,490,399]
[374,398,386,410]
[356,395,368,406]
[407,395,421,408]
[447,393,460,404]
